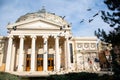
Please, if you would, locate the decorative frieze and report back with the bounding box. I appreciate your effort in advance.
[77,43,96,50]
[84,43,89,48]
[91,43,96,48]
[77,43,83,48]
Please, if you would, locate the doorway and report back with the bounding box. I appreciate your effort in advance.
[37,54,43,71]
[26,54,31,71]
[48,54,54,71]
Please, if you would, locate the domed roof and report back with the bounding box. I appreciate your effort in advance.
[16,8,69,25]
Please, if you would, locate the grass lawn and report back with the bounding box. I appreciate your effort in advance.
[0,72,119,80]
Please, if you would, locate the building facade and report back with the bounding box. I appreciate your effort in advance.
[0,8,100,76]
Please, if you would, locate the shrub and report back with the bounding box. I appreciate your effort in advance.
[47,72,99,80]
[0,72,19,80]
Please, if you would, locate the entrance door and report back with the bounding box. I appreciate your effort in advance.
[26,54,31,71]
[37,54,43,71]
[48,54,54,71]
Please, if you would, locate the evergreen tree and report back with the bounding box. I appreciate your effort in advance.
[95,0,120,75]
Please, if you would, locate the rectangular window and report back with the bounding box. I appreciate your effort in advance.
[70,43,73,63]
[37,54,43,58]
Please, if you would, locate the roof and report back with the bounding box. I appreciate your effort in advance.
[73,37,98,41]
[16,8,69,26]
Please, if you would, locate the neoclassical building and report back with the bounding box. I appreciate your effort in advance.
[0,8,100,76]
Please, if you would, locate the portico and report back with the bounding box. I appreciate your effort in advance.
[5,34,71,72]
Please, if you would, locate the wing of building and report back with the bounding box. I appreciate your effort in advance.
[0,8,101,76]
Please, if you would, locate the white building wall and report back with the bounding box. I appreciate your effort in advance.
[73,37,100,72]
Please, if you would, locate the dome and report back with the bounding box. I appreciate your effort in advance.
[16,8,69,25]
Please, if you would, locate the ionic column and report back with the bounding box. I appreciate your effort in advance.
[30,35,36,71]
[43,36,48,72]
[5,35,13,71]
[54,36,60,72]
[10,43,16,71]
[66,36,71,70]
[18,35,25,71]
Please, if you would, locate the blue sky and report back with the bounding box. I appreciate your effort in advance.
[0,0,112,36]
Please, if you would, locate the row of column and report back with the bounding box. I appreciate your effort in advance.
[5,35,71,72]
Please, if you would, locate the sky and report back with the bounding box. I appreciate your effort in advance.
[0,0,112,36]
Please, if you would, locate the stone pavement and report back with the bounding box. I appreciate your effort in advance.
[7,70,113,77]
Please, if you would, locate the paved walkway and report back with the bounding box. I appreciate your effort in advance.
[7,70,113,77]
[8,71,69,77]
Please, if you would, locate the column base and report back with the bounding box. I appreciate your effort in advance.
[30,69,36,72]
[43,70,48,72]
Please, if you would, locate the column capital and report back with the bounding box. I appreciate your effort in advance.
[42,35,48,39]
[8,35,13,39]
[65,36,69,39]
[54,35,59,39]
[19,35,25,39]
[31,35,37,39]
[65,35,72,40]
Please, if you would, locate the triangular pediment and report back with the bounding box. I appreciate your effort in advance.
[8,18,62,30]
[19,21,60,29]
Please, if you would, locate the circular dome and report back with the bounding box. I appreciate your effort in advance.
[16,8,69,25]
